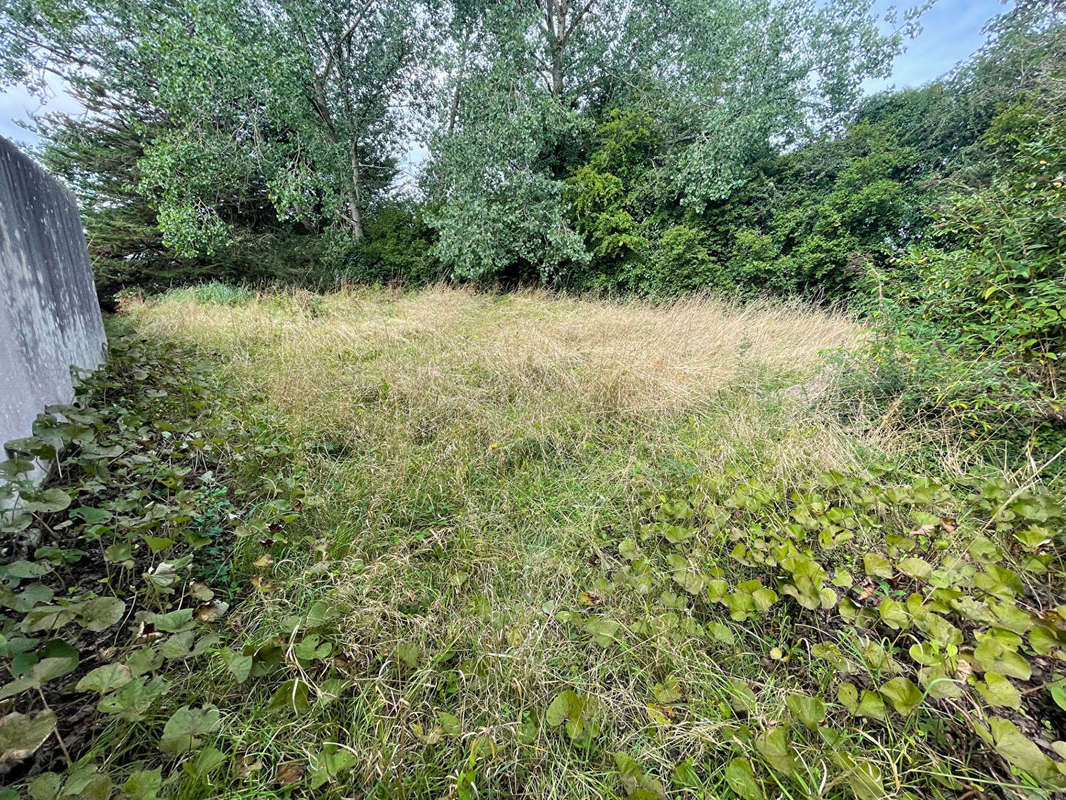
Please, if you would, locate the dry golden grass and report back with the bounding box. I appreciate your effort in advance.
[125,285,928,799]
[128,284,859,434]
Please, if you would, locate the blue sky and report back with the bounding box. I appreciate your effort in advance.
[0,0,1009,147]
[866,0,1007,93]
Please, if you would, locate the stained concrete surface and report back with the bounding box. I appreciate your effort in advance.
[0,135,106,459]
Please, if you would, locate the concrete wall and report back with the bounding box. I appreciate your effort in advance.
[0,135,106,456]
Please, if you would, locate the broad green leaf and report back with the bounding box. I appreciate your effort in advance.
[754,727,795,776]
[159,705,220,754]
[897,557,933,581]
[671,759,700,788]
[751,587,777,611]
[977,673,1022,709]
[221,648,253,683]
[618,538,639,560]
[878,598,908,630]
[708,621,735,645]
[123,768,163,800]
[268,679,310,715]
[0,710,56,765]
[879,677,922,715]
[864,553,892,579]
[706,580,728,602]
[310,744,357,789]
[990,717,1057,780]
[855,689,887,721]
[585,616,620,647]
[785,693,825,731]
[395,641,419,669]
[725,678,757,714]
[104,542,134,564]
[305,598,343,628]
[125,648,164,677]
[438,711,461,736]
[28,772,63,800]
[652,675,682,704]
[23,488,71,513]
[614,752,644,794]
[546,689,581,727]
[160,630,196,660]
[723,758,764,800]
[148,608,195,633]
[836,754,884,800]
[98,676,170,722]
[184,745,227,779]
[0,561,52,580]
[837,682,858,713]
[974,638,1031,680]
[79,596,126,632]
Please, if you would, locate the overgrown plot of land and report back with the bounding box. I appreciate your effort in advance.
[3,287,1066,799]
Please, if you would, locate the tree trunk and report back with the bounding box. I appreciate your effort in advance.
[348,140,364,240]
[447,31,470,134]
[550,41,564,97]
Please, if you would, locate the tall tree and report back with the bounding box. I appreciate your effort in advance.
[1,0,433,259]
[423,0,917,283]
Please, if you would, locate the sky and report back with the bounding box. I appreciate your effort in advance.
[0,0,1009,148]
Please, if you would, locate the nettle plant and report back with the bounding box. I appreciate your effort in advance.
[553,466,1066,798]
[0,335,312,796]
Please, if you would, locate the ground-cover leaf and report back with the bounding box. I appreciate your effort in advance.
[855,689,887,721]
[652,675,682,704]
[395,641,419,669]
[221,649,253,682]
[122,769,163,800]
[989,717,1058,783]
[864,553,892,579]
[584,616,620,647]
[614,752,666,799]
[878,677,922,715]
[754,727,795,776]
[725,678,757,714]
[835,754,885,800]
[976,673,1022,709]
[723,758,764,800]
[268,679,310,714]
[22,488,72,513]
[973,637,1031,680]
[878,598,909,630]
[99,676,170,721]
[0,710,56,768]
[310,744,357,789]
[786,693,825,731]
[159,705,220,754]
[76,664,134,695]
[671,759,700,788]
[708,621,735,645]
[546,689,597,743]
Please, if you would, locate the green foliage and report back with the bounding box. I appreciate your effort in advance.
[345,206,440,285]
[425,0,903,284]
[0,329,305,792]
[838,67,1066,450]
[570,463,1066,795]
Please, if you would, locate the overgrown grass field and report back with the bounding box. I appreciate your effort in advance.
[3,286,1065,800]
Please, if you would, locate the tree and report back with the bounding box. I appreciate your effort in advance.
[1,0,433,261]
[423,0,915,283]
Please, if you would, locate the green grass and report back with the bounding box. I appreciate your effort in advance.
[4,286,1065,799]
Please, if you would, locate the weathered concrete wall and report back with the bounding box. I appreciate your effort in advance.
[0,135,106,456]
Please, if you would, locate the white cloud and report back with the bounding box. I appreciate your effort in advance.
[0,76,84,147]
